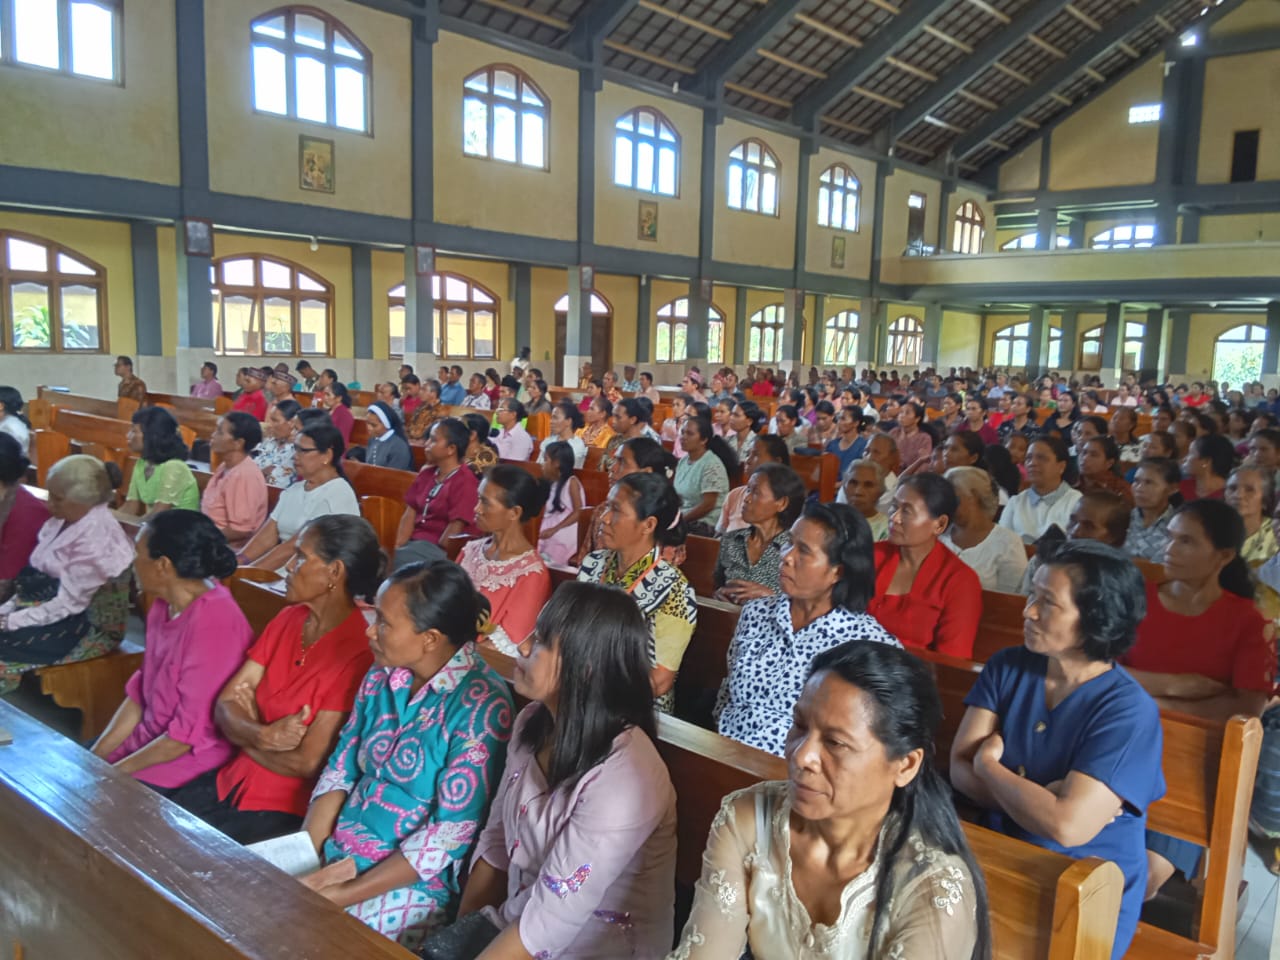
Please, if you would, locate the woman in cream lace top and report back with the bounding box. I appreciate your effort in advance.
[671,642,989,960]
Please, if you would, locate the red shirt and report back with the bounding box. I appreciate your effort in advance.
[329,403,355,445]
[216,605,372,816]
[232,389,267,421]
[1121,582,1273,694]
[1178,480,1225,502]
[866,540,982,659]
[404,464,480,544]
[750,381,774,398]
[0,486,49,580]
[401,395,421,419]
[1182,394,1210,408]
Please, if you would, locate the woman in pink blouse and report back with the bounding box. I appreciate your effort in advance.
[93,510,254,793]
[0,433,48,601]
[432,581,677,960]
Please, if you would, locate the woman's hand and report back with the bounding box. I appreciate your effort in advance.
[300,857,358,894]
[256,704,311,752]
[230,681,260,722]
[718,580,774,604]
[974,731,1005,776]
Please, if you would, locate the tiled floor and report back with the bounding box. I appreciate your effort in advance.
[1237,844,1279,960]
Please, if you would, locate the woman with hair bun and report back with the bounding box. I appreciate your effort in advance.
[299,560,514,949]
[578,472,696,712]
[93,511,253,792]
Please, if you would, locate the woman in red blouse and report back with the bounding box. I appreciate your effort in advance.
[0,434,47,601]
[168,514,383,843]
[867,473,982,659]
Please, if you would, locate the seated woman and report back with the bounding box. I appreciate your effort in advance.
[0,455,133,694]
[299,560,514,949]
[572,436,679,565]
[825,406,868,480]
[1226,462,1278,568]
[434,581,676,960]
[726,400,765,463]
[524,377,552,417]
[576,395,615,450]
[1076,436,1133,504]
[240,423,359,573]
[952,540,1165,959]
[1180,433,1233,502]
[718,435,789,537]
[578,473,696,713]
[943,465,1028,593]
[119,407,200,519]
[364,401,413,470]
[1124,457,1180,561]
[461,412,500,477]
[867,474,982,658]
[168,515,383,844]
[92,511,253,792]
[843,458,891,541]
[548,400,587,469]
[999,436,1083,543]
[678,642,989,959]
[942,430,987,473]
[714,462,806,605]
[603,398,661,473]
[254,399,300,487]
[321,382,356,445]
[716,502,900,756]
[890,400,934,471]
[536,440,584,566]
[396,419,480,568]
[0,433,48,603]
[0,385,30,453]
[674,415,736,536]
[202,412,269,547]
[458,464,551,656]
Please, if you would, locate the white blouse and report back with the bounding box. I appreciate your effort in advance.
[270,477,359,540]
[669,782,979,960]
[942,524,1028,594]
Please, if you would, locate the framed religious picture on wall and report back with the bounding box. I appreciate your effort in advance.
[299,136,335,193]
[831,235,846,269]
[638,200,659,241]
[183,218,214,258]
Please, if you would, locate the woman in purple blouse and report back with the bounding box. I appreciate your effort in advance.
[93,510,254,792]
[431,580,677,960]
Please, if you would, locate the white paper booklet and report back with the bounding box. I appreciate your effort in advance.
[246,831,321,877]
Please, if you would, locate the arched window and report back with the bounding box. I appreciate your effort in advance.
[614,107,679,196]
[389,273,499,360]
[1,231,106,352]
[887,315,923,367]
[992,322,1030,368]
[817,164,859,232]
[463,65,548,169]
[823,311,859,364]
[727,139,780,216]
[1214,324,1267,385]
[1123,320,1145,370]
[1,0,120,81]
[655,297,724,364]
[1079,325,1103,370]
[251,7,371,132]
[951,201,985,254]
[552,292,611,315]
[1091,224,1155,250]
[1000,232,1071,250]
[211,255,332,356]
[747,304,784,364]
[1048,327,1062,369]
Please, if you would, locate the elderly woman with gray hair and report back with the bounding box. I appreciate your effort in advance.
[0,455,134,693]
[942,466,1028,593]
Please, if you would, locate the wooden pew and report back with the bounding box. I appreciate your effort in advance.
[344,459,415,502]
[36,386,119,419]
[575,466,610,506]
[0,699,415,959]
[681,534,720,598]
[790,451,840,502]
[32,638,145,742]
[977,589,1027,662]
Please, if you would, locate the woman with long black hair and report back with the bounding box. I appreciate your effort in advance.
[119,406,199,518]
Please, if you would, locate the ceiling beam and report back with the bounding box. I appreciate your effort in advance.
[949,0,1186,162]
[689,0,808,98]
[888,0,1073,141]
[791,3,941,129]
[565,0,641,57]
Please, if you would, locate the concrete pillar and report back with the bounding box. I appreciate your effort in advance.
[1142,308,1169,383]
[782,288,804,368]
[1100,302,1123,382]
[1027,305,1048,377]
[563,266,592,383]
[400,246,436,375]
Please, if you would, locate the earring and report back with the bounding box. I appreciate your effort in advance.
[327,582,335,591]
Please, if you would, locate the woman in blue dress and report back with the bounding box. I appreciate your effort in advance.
[299,559,514,949]
[950,539,1165,959]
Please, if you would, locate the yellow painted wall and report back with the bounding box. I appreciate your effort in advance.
[593,84,702,257]
[1197,50,1280,183]
[370,249,403,360]
[595,273,638,365]
[939,310,982,369]
[434,32,578,241]
[804,147,876,280]
[1049,56,1162,190]
[0,4,179,184]
[1199,212,1280,242]
[879,168,940,264]
[1210,0,1280,36]
[712,118,799,268]
[205,0,412,218]
[997,141,1042,193]
[157,225,177,357]
[1185,313,1267,377]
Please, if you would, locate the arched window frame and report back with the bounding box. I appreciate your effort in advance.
[1091,224,1156,250]
[1213,323,1268,386]
[991,322,1030,368]
[0,0,122,83]
[462,64,549,170]
[817,164,860,232]
[614,107,679,196]
[1048,327,1062,369]
[655,297,724,364]
[211,255,333,357]
[389,273,500,360]
[727,138,780,217]
[1000,232,1071,250]
[1079,325,1103,371]
[747,304,784,364]
[250,6,372,133]
[1,230,108,353]
[951,201,985,254]
[1123,320,1145,371]
[823,310,859,365]
[887,315,923,367]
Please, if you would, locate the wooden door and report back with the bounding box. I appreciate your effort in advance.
[554,313,567,386]
[592,312,612,379]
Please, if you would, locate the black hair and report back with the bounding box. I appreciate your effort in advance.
[901,399,926,422]
[203,361,219,377]
[296,408,331,432]
[898,473,959,525]
[1082,435,1120,475]
[752,462,807,528]
[501,375,521,393]
[0,433,29,485]
[300,422,348,481]
[619,437,677,478]
[484,462,547,522]
[1032,433,1070,464]
[805,642,992,960]
[402,373,421,387]
[980,445,1020,498]
[617,397,652,426]
[685,414,740,477]
[735,400,766,434]
[0,386,28,426]
[294,360,314,373]
[593,395,614,418]
[1171,499,1254,597]
[432,417,472,460]
[321,368,339,383]
[814,400,836,418]
[1038,540,1148,661]
[1053,390,1081,421]
[272,399,301,423]
[800,501,876,612]
[461,412,497,454]
[299,514,386,603]
[640,371,653,383]
[1135,457,1183,504]
[326,381,352,408]
[542,440,576,513]
[553,400,584,432]
[1254,427,1280,452]
[116,355,134,368]
[948,431,986,468]
[142,509,238,580]
[616,471,685,547]
[222,411,262,455]
[532,379,548,399]
[776,404,799,425]
[502,398,528,422]
[131,407,189,464]
[1078,414,1109,438]
[517,581,657,794]
[380,381,402,400]
[754,433,791,466]
[1190,433,1235,479]
[369,400,408,444]
[1143,430,1177,458]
